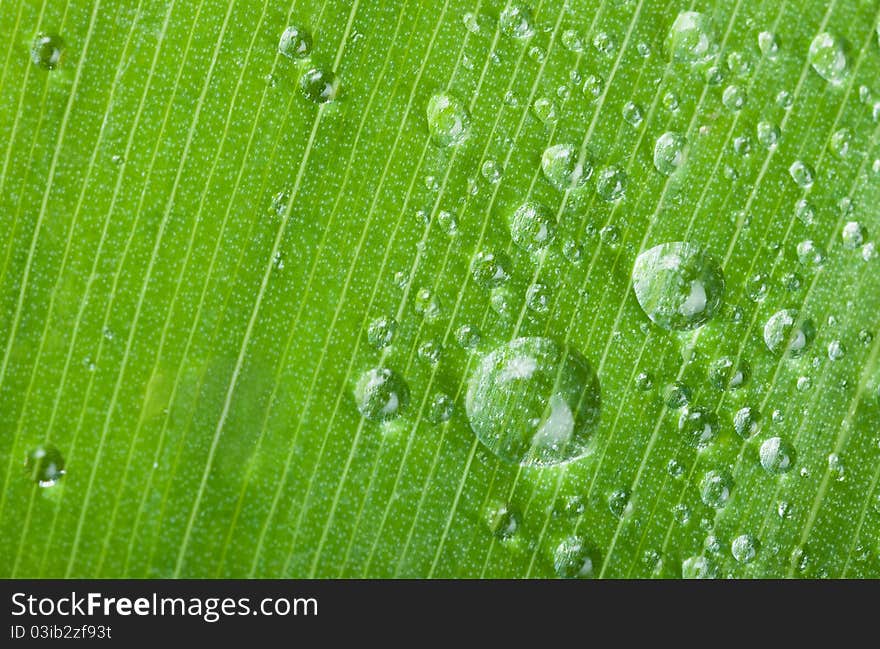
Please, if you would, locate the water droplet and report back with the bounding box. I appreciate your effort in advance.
[525,283,550,313]
[756,121,780,149]
[789,160,815,188]
[300,68,338,103]
[667,458,684,478]
[355,368,409,421]
[367,316,397,349]
[700,469,733,508]
[672,503,690,524]
[635,371,654,391]
[427,392,454,424]
[653,132,687,175]
[561,29,584,52]
[776,90,794,109]
[500,4,535,39]
[842,221,866,249]
[782,271,803,292]
[722,84,746,111]
[831,128,851,158]
[709,356,749,390]
[541,144,592,191]
[827,452,845,481]
[679,407,718,446]
[599,224,620,246]
[481,159,502,183]
[682,555,716,579]
[532,97,557,125]
[827,340,846,361]
[582,74,603,99]
[414,287,442,321]
[31,33,64,70]
[731,534,758,563]
[746,273,769,302]
[764,309,815,357]
[808,32,848,84]
[663,381,691,409]
[622,101,643,126]
[455,324,481,350]
[562,239,583,264]
[666,12,717,66]
[796,239,825,267]
[553,536,594,578]
[863,242,878,262]
[608,489,632,518]
[25,445,65,487]
[760,437,796,474]
[596,166,627,201]
[733,136,751,156]
[794,199,815,226]
[426,93,470,146]
[632,242,725,330]
[663,91,680,112]
[418,340,443,365]
[758,31,779,59]
[585,26,612,51]
[508,201,556,252]
[465,337,601,466]
[726,51,751,77]
[486,502,520,540]
[437,210,458,235]
[278,25,312,59]
[471,250,511,288]
[733,407,760,438]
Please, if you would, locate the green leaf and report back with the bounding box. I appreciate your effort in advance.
[1,0,879,579]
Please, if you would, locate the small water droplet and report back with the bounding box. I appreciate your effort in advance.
[709,356,749,390]
[500,4,535,39]
[427,392,454,424]
[355,368,409,421]
[788,160,814,188]
[682,555,716,579]
[486,501,520,539]
[622,101,643,126]
[756,121,780,149]
[465,337,601,466]
[842,221,866,249]
[731,534,758,563]
[471,250,511,288]
[596,166,627,201]
[733,407,760,438]
[300,68,338,103]
[592,31,615,56]
[722,84,746,111]
[635,371,654,391]
[679,407,718,447]
[367,316,397,349]
[455,324,481,350]
[553,536,594,578]
[561,29,584,52]
[25,445,65,487]
[582,74,603,99]
[481,159,502,183]
[632,242,725,330]
[758,31,779,59]
[607,488,632,518]
[663,381,691,409]
[278,25,312,59]
[827,452,845,481]
[700,469,733,508]
[808,32,848,84]
[541,143,592,191]
[653,132,687,175]
[764,309,815,357]
[667,458,684,478]
[508,201,556,252]
[666,12,717,66]
[760,437,796,474]
[532,97,557,124]
[426,93,470,146]
[417,339,443,365]
[796,239,825,267]
[830,128,851,158]
[525,282,551,313]
[31,33,64,70]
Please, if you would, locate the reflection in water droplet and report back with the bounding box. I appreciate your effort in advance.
[31,33,64,69]
[700,469,733,508]
[465,337,601,467]
[355,368,409,421]
[25,445,65,487]
[731,534,758,563]
[426,93,470,146]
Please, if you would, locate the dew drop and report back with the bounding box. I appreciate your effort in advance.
[465,337,601,466]
[635,371,654,391]
[796,239,825,267]
[679,407,718,447]
[508,201,556,252]
[278,25,312,59]
[682,555,716,579]
[653,132,687,175]
[596,166,627,201]
[827,340,845,361]
[455,324,481,350]
[553,536,594,578]
[31,33,64,70]
[25,445,65,487]
[427,392,455,424]
[367,316,397,349]
[486,502,520,540]
[788,160,815,188]
[541,144,592,191]
[700,469,733,508]
[622,101,643,126]
[561,29,584,52]
[708,356,749,390]
[532,97,557,125]
[354,368,409,421]
[756,121,780,149]
[632,242,725,330]
[827,452,845,481]
[426,93,470,146]
[763,309,815,357]
[607,489,632,518]
[481,159,502,183]
[831,128,851,158]
[583,74,603,99]
[733,407,760,438]
[841,221,866,249]
[418,340,443,365]
[808,32,848,84]
[500,4,535,39]
[471,250,511,288]
[666,12,717,66]
[758,31,779,59]
[759,437,796,474]
[525,283,550,313]
[663,381,691,409]
[731,534,758,563]
[722,84,746,111]
[300,68,338,103]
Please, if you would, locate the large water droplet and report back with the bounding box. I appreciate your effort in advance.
[759,437,796,474]
[508,201,556,252]
[632,242,725,330]
[653,132,687,175]
[666,12,717,66]
[300,68,338,103]
[31,33,64,70]
[500,4,535,39]
[25,445,65,487]
[426,93,470,146]
[465,337,601,466]
[731,534,758,563]
[279,25,312,59]
[763,309,815,357]
[808,32,847,84]
[354,368,409,421]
